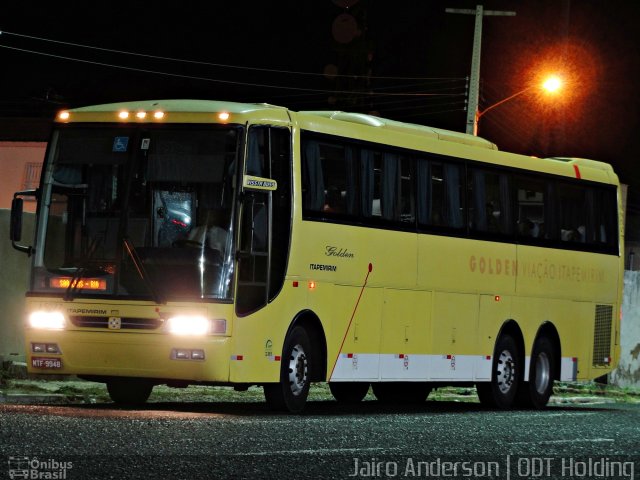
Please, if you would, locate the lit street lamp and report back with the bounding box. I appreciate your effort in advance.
[473,75,563,136]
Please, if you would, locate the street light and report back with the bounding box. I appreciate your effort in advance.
[473,75,563,136]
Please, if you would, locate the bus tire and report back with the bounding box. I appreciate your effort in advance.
[264,326,311,413]
[372,382,431,404]
[106,378,153,404]
[476,334,520,409]
[329,382,370,403]
[518,336,555,409]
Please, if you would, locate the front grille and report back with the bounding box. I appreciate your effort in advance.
[69,316,163,330]
[592,304,613,366]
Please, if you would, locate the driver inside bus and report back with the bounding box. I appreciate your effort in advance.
[185,208,230,253]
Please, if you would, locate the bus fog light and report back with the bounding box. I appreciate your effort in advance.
[32,343,46,353]
[46,343,61,354]
[167,315,209,336]
[29,311,65,330]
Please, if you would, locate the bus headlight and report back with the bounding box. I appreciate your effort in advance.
[28,311,66,330]
[167,315,209,336]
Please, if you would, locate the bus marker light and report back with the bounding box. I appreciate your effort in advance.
[153,111,165,119]
[292,281,299,287]
[573,165,581,179]
[231,355,244,361]
[218,112,230,121]
[58,111,70,121]
[118,111,130,120]
[135,111,147,119]
[494,295,501,302]
[308,281,316,290]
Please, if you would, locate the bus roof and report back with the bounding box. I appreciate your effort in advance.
[300,110,499,150]
[59,99,617,184]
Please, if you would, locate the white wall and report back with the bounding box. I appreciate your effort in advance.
[610,271,640,387]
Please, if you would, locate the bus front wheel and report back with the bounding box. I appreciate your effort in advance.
[264,326,312,413]
[329,382,370,403]
[106,378,154,405]
[477,334,520,409]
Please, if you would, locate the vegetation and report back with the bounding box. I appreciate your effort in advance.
[2,377,639,405]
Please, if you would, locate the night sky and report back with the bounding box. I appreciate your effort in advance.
[2,1,639,204]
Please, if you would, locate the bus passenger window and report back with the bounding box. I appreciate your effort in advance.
[468,168,512,236]
[557,182,587,243]
[302,138,357,217]
[516,178,546,240]
[417,159,463,230]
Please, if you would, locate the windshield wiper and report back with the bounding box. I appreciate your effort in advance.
[123,237,165,304]
[64,235,103,301]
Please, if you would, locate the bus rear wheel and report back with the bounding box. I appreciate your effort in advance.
[477,334,520,409]
[264,326,312,413]
[106,378,154,405]
[372,382,431,404]
[517,336,556,409]
[329,382,370,403]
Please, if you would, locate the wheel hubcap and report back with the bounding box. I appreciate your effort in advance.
[288,344,308,397]
[496,349,516,394]
[534,352,551,395]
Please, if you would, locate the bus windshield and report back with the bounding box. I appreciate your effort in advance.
[33,125,241,301]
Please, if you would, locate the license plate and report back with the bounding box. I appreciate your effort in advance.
[31,357,63,369]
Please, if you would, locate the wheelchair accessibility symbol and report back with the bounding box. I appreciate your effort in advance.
[112,136,129,152]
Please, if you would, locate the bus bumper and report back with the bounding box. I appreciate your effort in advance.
[25,329,232,383]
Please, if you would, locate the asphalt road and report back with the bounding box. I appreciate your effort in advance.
[1,400,639,480]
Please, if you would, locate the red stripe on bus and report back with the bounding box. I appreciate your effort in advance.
[573,165,581,179]
[329,264,373,379]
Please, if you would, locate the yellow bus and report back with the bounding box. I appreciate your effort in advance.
[10,100,623,412]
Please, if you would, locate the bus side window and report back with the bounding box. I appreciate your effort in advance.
[361,151,412,224]
[557,182,588,243]
[302,137,357,217]
[515,177,546,240]
[468,168,512,236]
[417,159,463,230]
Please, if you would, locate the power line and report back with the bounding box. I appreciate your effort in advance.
[0,29,464,82]
[0,44,464,97]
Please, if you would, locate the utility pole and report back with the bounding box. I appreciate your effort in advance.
[446,5,516,135]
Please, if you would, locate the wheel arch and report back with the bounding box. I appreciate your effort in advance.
[533,321,562,381]
[285,309,327,382]
[495,319,525,376]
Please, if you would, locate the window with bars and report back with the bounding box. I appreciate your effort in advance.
[22,162,42,190]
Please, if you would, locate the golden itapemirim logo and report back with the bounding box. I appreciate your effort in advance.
[469,255,605,283]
